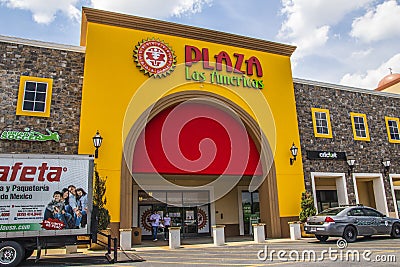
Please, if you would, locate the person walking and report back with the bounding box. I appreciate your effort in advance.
[163,213,171,241]
[149,210,161,241]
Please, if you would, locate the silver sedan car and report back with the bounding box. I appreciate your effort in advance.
[304,205,400,242]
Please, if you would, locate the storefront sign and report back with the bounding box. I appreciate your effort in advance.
[134,38,176,78]
[185,45,264,89]
[306,150,346,160]
[0,128,60,142]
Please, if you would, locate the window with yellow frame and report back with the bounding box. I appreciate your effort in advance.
[385,116,400,143]
[311,108,332,138]
[350,112,370,141]
[16,76,53,117]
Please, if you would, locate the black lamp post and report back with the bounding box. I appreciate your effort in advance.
[92,131,103,158]
[382,159,390,176]
[290,143,298,165]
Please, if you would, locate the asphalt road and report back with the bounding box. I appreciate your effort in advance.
[21,236,400,267]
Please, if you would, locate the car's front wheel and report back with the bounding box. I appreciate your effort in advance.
[342,226,357,242]
[390,223,400,238]
[315,235,329,242]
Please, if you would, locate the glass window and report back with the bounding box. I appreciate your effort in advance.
[363,208,383,217]
[317,207,345,216]
[385,117,400,143]
[16,76,53,117]
[348,208,365,216]
[311,108,332,138]
[316,190,339,212]
[350,112,370,141]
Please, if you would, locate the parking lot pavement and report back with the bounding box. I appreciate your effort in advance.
[21,236,400,267]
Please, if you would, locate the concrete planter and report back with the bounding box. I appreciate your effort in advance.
[169,227,181,249]
[252,223,266,243]
[212,225,225,246]
[300,223,314,238]
[90,228,111,250]
[288,222,301,240]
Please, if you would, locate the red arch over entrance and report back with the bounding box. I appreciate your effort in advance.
[132,102,262,175]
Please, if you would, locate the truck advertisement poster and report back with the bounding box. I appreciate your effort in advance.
[0,154,93,236]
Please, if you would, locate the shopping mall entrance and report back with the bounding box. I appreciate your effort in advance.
[121,92,282,238]
[137,190,210,238]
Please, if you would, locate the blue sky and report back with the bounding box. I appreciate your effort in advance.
[0,0,399,89]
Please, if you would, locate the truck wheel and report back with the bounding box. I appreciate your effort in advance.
[391,223,400,238]
[315,235,329,242]
[23,249,34,261]
[0,241,25,267]
[342,226,357,243]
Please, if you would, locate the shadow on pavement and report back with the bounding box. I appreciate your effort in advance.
[20,251,145,266]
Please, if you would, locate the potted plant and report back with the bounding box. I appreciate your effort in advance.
[299,191,317,237]
[90,167,111,249]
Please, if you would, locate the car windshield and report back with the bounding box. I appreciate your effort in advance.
[317,207,346,216]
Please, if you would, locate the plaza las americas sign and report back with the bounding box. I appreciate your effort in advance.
[134,38,264,89]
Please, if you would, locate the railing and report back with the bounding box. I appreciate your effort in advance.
[96,231,118,263]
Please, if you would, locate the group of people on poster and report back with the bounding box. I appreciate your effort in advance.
[44,185,88,229]
[149,210,171,241]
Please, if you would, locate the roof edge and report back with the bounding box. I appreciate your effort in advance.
[81,7,296,57]
[375,76,400,91]
[0,34,85,53]
[293,77,400,99]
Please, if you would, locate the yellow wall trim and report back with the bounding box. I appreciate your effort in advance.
[385,116,400,144]
[311,107,333,138]
[350,112,370,141]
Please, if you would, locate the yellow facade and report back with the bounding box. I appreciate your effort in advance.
[78,8,304,226]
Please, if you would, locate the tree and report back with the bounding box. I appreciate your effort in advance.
[93,167,111,230]
[299,191,317,223]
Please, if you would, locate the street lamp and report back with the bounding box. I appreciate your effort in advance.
[290,143,298,165]
[92,131,103,158]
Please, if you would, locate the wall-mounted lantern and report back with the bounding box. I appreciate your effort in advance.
[92,131,103,158]
[290,143,298,165]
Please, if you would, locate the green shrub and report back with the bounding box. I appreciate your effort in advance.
[299,191,317,223]
[93,168,111,230]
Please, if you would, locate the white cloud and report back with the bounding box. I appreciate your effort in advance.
[0,0,81,24]
[90,0,213,18]
[350,48,373,59]
[278,0,374,57]
[340,53,400,89]
[350,0,400,42]
[0,0,213,25]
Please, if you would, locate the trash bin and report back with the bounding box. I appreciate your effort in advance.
[132,227,142,245]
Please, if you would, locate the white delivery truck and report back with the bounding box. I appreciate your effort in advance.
[0,154,101,267]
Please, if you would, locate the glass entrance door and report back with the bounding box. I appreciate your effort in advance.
[183,207,198,236]
[166,206,198,236]
[242,191,260,235]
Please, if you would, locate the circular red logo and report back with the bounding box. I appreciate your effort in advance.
[134,39,176,78]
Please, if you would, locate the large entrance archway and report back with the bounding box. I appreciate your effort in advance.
[120,91,282,237]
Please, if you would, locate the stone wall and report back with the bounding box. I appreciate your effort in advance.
[294,81,400,212]
[0,40,85,154]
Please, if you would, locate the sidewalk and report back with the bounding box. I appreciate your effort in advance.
[132,236,300,251]
[33,235,306,255]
